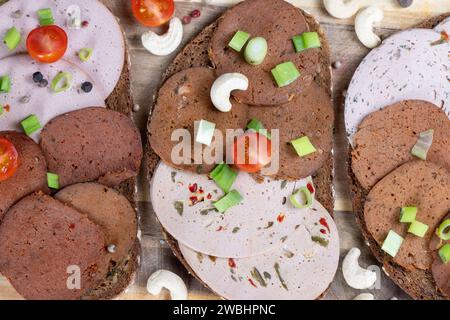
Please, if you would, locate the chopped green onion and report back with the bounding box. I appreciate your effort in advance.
[78,48,93,62]
[47,172,59,189]
[0,75,11,93]
[399,206,417,223]
[246,118,271,139]
[228,31,250,52]
[51,72,73,93]
[437,219,450,241]
[439,244,450,264]
[244,37,268,65]
[21,114,42,136]
[195,119,216,146]
[381,230,404,257]
[209,164,237,193]
[290,187,313,209]
[411,129,434,160]
[0,105,4,116]
[37,8,55,26]
[3,27,21,51]
[290,136,316,157]
[292,32,321,52]
[271,61,300,87]
[408,220,429,238]
[213,190,243,213]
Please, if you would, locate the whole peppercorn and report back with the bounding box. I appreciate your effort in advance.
[38,79,48,88]
[190,9,201,18]
[397,0,413,8]
[32,71,44,83]
[81,81,93,93]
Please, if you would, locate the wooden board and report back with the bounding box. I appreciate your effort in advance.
[0,0,449,300]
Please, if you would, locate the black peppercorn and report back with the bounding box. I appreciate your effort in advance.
[33,71,44,83]
[81,81,93,93]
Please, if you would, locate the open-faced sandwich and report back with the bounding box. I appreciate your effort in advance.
[0,0,142,299]
[346,14,450,299]
[147,0,339,299]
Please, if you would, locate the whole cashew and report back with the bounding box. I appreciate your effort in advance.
[354,293,375,300]
[342,247,377,289]
[146,270,188,300]
[142,18,183,56]
[323,0,361,19]
[210,73,249,112]
[355,6,384,49]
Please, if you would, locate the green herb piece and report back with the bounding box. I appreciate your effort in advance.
[200,208,217,216]
[174,201,184,216]
[171,171,177,183]
[250,267,267,287]
[0,75,11,93]
[21,114,41,136]
[228,30,250,52]
[78,48,93,62]
[311,236,329,247]
[271,61,300,87]
[399,206,417,223]
[280,180,288,190]
[246,118,271,139]
[290,136,316,157]
[274,262,288,290]
[209,163,237,193]
[244,37,268,65]
[437,219,450,241]
[264,221,274,229]
[407,220,429,238]
[263,272,271,280]
[213,190,243,213]
[381,230,404,257]
[0,105,3,116]
[290,187,313,209]
[439,244,450,264]
[3,27,21,51]
[51,72,73,93]
[37,8,55,26]
[232,227,240,234]
[47,172,59,189]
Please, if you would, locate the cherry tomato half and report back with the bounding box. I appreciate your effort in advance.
[26,25,68,63]
[131,0,175,27]
[232,132,272,173]
[0,137,19,182]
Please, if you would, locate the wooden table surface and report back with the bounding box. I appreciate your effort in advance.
[1,0,450,300]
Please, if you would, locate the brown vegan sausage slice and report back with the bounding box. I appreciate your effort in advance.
[209,0,320,106]
[0,193,108,300]
[364,161,450,271]
[40,107,142,188]
[352,100,450,190]
[55,183,137,267]
[0,131,47,220]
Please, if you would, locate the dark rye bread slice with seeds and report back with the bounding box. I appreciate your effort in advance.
[146,1,334,298]
[349,13,450,301]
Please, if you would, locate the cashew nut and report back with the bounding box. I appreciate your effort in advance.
[146,270,188,300]
[323,0,361,19]
[210,73,249,112]
[355,6,384,49]
[353,293,375,300]
[342,247,377,289]
[142,18,183,56]
[66,5,82,29]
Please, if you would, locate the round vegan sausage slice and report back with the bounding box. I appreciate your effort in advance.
[352,100,450,190]
[430,214,450,299]
[364,161,450,270]
[0,193,108,300]
[55,183,137,266]
[0,131,47,220]
[40,107,142,188]
[209,0,321,105]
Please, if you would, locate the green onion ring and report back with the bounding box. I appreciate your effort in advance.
[437,219,450,241]
[51,72,73,93]
[289,187,313,209]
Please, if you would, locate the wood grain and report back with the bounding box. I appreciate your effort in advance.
[0,0,449,300]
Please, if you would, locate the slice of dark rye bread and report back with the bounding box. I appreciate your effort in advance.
[146,5,334,298]
[349,13,450,300]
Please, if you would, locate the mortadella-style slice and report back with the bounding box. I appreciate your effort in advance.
[364,161,450,270]
[345,18,450,146]
[0,131,48,220]
[179,201,339,300]
[0,54,105,142]
[352,100,450,190]
[40,107,142,188]
[0,192,108,300]
[0,0,124,98]
[150,161,316,258]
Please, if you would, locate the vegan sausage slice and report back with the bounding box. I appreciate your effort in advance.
[364,161,450,270]
[0,193,108,300]
[352,100,450,190]
[0,131,47,220]
[40,107,142,188]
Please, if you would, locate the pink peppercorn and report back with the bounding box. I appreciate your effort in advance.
[190,9,201,18]
[182,15,192,25]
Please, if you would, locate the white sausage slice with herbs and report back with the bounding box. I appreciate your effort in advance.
[179,201,339,300]
[150,162,316,258]
[345,17,450,147]
[0,0,124,98]
[0,54,105,141]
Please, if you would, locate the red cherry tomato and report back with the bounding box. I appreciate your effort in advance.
[232,132,272,173]
[131,0,175,27]
[0,137,19,182]
[26,25,68,63]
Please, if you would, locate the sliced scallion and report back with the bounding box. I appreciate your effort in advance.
[3,27,21,51]
[0,75,11,93]
[411,129,434,160]
[381,230,404,257]
[228,31,250,52]
[209,164,237,193]
[244,37,268,65]
[195,119,216,146]
[292,32,321,52]
[37,8,55,26]
[51,72,73,93]
[246,118,271,139]
[399,206,417,223]
[439,244,450,264]
[437,219,450,241]
[290,136,316,157]
[47,172,60,189]
[78,48,93,62]
[290,187,313,209]
[213,190,243,213]
[21,114,42,136]
[271,61,300,87]
[0,105,3,116]
[408,220,429,238]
